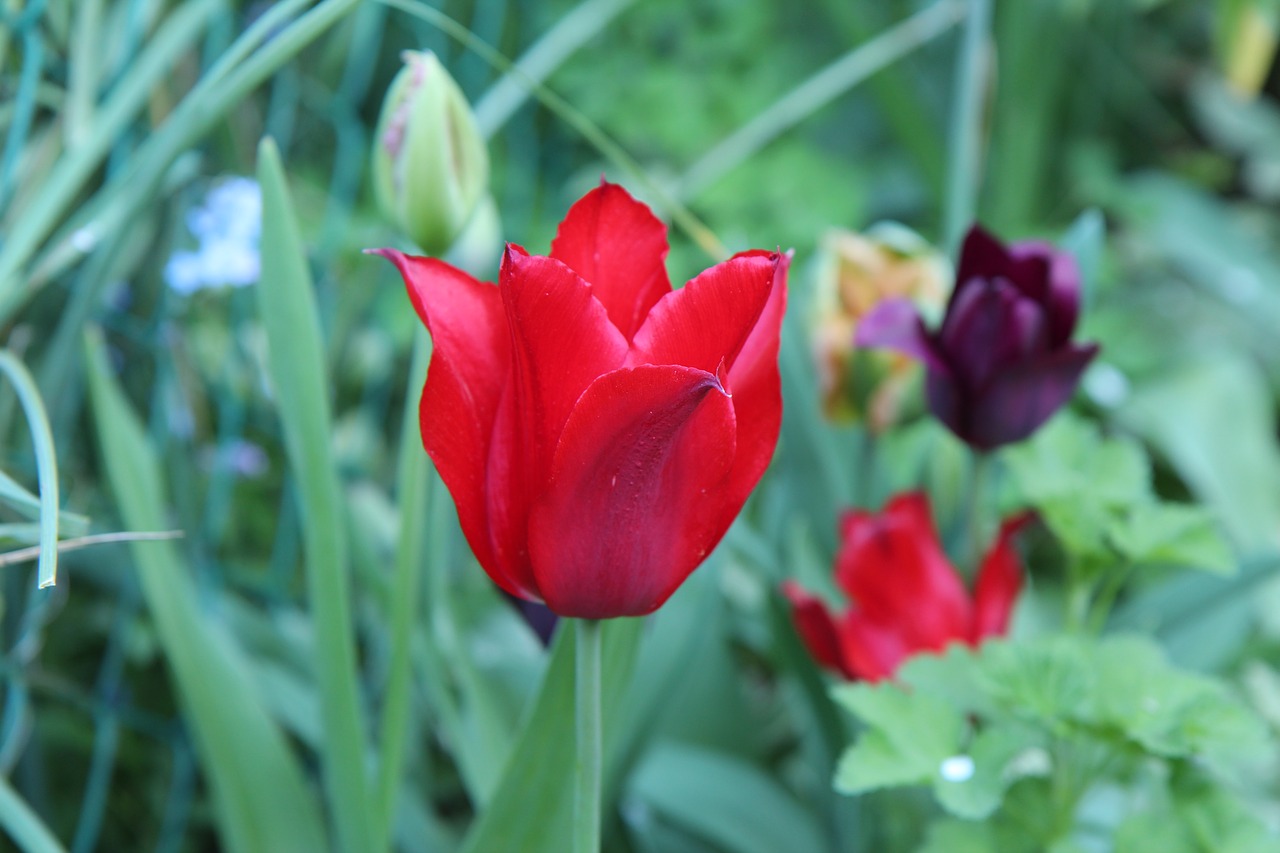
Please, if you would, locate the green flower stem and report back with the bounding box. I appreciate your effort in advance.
[967,449,992,566]
[574,618,604,853]
[943,0,992,252]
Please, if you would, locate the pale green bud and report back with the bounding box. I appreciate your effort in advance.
[372,51,489,255]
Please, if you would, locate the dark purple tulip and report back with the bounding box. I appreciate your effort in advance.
[856,226,1098,450]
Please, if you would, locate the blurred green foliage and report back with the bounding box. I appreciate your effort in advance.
[1,0,1280,851]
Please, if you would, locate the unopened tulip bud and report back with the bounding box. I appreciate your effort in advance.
[372,51,488,255]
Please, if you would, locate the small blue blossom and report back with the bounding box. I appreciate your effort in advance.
[165,177,262,294]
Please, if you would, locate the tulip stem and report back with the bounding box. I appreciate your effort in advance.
[574,618,603,853]
[967,450,992,566]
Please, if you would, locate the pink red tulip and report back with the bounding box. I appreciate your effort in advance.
[376,182,788,618]
[784,492,1028,681]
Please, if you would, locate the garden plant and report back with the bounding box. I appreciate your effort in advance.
[0,0,1279,852]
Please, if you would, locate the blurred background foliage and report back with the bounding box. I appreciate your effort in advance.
[2,0,1280,850]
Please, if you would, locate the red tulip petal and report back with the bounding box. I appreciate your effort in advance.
[549,182,672,340]
[965,342,1098,450]
[782,581,853,678]
[720,251,788,516]
[629,250,781,378]
[835,493,972,649]
[528,364,737,618]
[840,610,913,683]
[481,379,541,597]
[972,512,1033,641]
[855,298,948,373]
[372,249,523,593]
[500,245,629,484]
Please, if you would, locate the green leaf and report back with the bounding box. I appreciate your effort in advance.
[917,820,999,853]
[0,351,61,588]
[976,638,1093,729]
[1109,503,1234,574]
[256,137,376,853]
[1119,350,1280,556]
[899,645,997,718]
[0,774,67,853]
[933,723,1044,820]
[0,468,89,537]
[627,743,827,853]
[460,618,642,853]
[833,682,966,794]
[1003,413,1150,510]
[1116,771,1278,853]
[1091,636,1267,768]
[84,330,327,853]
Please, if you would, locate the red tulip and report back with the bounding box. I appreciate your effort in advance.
[783,493,1029,681]
[375,182,788,619]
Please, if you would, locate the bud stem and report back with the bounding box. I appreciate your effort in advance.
[574,618,603,853]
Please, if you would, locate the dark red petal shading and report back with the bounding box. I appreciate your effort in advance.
[971,513,1032,641]
[372,249,525,594]
[855,298,948,373]
[549,182,672,340]
[953,226,1010,303]
[629,250,779,377]
[1010,241,1080,346]
[965,342,1098,450]
[835,493,972,650]
[481,379,541,598]
[938,278,1034,390]
[924,370,969,445]
[782,581,853,678]
[528,365,737,618]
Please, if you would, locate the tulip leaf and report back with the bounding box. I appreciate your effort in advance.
[460,617,641,853]
[84,329,327,853]
[626,743,827,853]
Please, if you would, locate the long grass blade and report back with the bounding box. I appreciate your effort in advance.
[472,0,637,136]
[0,774,65,853]
[256,137,379,853]
[84,329,328,853]
[0,352,59,588]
